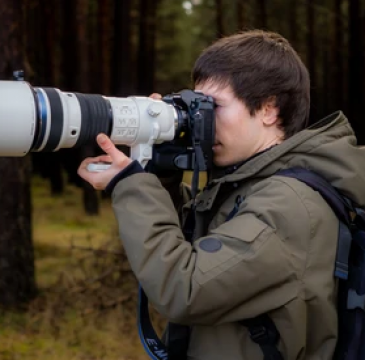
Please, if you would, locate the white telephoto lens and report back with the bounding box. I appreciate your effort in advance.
[108,96,176,146]
[0,81,37,156]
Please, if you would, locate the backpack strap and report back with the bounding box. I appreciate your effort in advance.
[240,315,284,360]
[276,168,365,360]
[276,168,352,224]
[276,167,353,280]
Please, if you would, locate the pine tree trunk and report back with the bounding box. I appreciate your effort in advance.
[330,0,344,113]
[306,1,318,123]
[111,0,134,96]
[76,0,100,215]
[348,0,364,143]
[215,0,224,38]
[0,0,36,307]
[258,0,267,29]
[236,0,245,31]
[137,0,158,95]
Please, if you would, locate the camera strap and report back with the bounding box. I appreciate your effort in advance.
[137,98,209,360]
[137,193,199,360]
[189,99,208,199]
[190,144,205,199]
[138,286,169,360]
[137,206,196,360]
[137,178,203,360]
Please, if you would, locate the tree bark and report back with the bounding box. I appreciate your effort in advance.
[137,0,159,95]
[97,0,112,95]
[0,0,36,307]
[348,0,364,143]
[289,1,297,48]
[236,0,245,31]
[306,1,318,123]
[215,0,224,38]
[330,0,344,113]
[111,0,133,157]
[111,0,134,96]
[76,0,100,215]
[257,0,267,29]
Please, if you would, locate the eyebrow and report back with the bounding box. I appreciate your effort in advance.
[212,93,230,102]
[196,82,233,102]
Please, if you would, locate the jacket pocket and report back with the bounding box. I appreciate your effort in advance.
[196,215,269,275]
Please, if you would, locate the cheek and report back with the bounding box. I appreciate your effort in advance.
[215,108,229,130]
[215,117,228,139]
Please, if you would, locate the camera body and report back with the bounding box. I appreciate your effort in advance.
[158,89,215,171]
[0,80,215,171]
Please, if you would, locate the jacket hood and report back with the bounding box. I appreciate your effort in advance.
[216,111,365,206]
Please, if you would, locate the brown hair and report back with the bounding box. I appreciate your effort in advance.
[192,30,310,138]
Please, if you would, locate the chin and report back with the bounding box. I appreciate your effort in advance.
[213,157,234,167]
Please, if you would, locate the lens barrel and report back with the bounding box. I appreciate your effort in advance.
[74,93,112,147]
[31,87,113,152]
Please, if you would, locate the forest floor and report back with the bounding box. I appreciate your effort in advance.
[0,174,171,360]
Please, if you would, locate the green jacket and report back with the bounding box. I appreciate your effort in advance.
[110,111,365,360]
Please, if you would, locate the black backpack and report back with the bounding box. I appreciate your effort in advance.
[237,168,365,360]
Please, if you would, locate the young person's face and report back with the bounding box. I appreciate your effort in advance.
[195,80,282,167]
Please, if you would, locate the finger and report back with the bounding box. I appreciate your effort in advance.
[149,93,162,100]
[96,134,121,160]
[78,157,96,171]
[79,155,112,175]
[85,155,112,164]
[97,155,112,163]
[79,155,107,169]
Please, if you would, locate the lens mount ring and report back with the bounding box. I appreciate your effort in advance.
[42,88,64,152]
[32,88,48,150]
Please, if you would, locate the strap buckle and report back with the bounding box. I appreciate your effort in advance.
[347,289,365,310]
[249,325,270,344]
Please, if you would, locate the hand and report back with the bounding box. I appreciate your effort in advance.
[149,93,162,100]
[78,133,132,190]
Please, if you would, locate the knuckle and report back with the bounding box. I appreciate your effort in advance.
[94,181,104,190]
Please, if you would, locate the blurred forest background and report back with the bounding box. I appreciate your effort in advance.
[0,0,365,359]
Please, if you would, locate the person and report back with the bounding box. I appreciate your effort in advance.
[78,30,365,360]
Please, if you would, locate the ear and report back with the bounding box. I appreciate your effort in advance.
[262,97,279,126]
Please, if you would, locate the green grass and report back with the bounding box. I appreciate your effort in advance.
[0,175,151,360]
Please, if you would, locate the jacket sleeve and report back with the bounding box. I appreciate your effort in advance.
[157,172,191,213]
[111,173,313,325]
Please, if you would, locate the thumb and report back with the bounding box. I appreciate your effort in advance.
[96,133,119,159]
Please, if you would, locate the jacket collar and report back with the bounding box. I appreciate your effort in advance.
[209,111,345,185]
